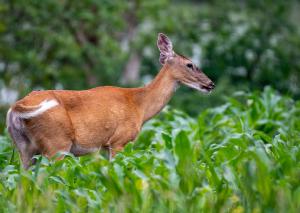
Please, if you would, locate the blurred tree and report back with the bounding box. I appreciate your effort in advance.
[0,0,299,132]
[0,0,167,92]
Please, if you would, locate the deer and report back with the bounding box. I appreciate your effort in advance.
[6,33,215,169]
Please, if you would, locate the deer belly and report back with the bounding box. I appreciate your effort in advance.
[70,143,99,156]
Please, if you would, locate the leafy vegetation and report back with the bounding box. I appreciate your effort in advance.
[0,87,299,212]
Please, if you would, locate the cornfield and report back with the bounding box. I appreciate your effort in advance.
[0,87,299,212]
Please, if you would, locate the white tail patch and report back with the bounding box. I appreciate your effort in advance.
[16,99,59,119]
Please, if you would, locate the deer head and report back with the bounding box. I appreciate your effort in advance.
[157,33,215,93]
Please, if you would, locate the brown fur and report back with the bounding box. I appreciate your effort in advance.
[6,34,214,169]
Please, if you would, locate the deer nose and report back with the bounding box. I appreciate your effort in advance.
[208,82,215,90]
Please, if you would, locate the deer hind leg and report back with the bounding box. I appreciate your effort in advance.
[7,109,38,169]
[7,121,38,169]
[13,134,37,169]
[19,138,38,169]
[39,138,72,160]
[31,127,73,161]
[33,123,73,161]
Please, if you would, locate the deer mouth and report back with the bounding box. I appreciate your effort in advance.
[200,82,215,92]
[183,81,215,93]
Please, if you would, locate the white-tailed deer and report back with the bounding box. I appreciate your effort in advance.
[6,33,214,169]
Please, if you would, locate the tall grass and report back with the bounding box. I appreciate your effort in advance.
[0,87,299,212]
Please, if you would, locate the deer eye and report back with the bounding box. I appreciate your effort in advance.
[186,63,193,69]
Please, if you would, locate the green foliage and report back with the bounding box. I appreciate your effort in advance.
[0,1,300,132]
[0,0,166,90]
[1,0,299,93]
[157,0,300,114]
[0,88,299,212]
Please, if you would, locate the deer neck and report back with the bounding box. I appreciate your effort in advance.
[139,65,178,122]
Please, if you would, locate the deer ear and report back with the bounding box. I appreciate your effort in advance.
[157,33,174,65]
